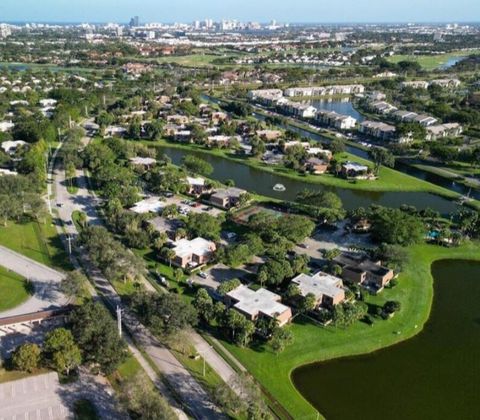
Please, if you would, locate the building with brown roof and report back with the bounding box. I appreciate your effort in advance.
[334,252,394,291]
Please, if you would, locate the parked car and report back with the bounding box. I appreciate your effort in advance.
[198,271,208,279]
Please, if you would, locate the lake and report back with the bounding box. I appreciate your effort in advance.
[291,260,480,420]
[439,56,465,69]
[309,98,365,122]
[157,144,459,214]
[252,111,480,201]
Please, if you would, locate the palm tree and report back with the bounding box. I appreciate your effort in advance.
[161,247,176,267]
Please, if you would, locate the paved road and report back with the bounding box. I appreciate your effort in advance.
[52,139,223,419]
[190,332,244,397]
[0,246,67,318]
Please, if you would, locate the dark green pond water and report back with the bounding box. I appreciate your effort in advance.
[158,145,459,214]
[292,260,480,420]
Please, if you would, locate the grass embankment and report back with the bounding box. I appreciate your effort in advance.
[0,266,31,312]
[0,218,71,270]
[219,241,480,419]
[150,139,460,198]
[0,368,50,384]
[108,353,144,391]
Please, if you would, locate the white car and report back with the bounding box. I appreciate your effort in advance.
[198,271,208,279]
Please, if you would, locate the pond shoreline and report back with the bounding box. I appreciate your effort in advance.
[291,255,480,420]
[220,242,480,419]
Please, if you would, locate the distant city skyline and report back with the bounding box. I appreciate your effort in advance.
[0,0,479,24]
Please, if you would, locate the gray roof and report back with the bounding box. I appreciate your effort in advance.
[292,272,344,300]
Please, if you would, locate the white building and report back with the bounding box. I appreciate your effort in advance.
[130,197,165,214]
[1,140,28,155]
[292,271,345,308]
[225,285,292,326]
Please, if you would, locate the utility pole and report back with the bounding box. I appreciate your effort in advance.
[66,235,73,255]
[116,305,123,337]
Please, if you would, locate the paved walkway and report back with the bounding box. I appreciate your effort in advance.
[0,246,67,318]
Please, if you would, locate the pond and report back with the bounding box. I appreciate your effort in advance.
[157,145,459,214]
[252,111,480,201]
[309,98,365,122]
[291,259,480,420]
[438,56,465,69]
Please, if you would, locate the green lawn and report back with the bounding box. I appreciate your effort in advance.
[219,241,480,419]
[386,51,475,70]
[108,353,144,389]
[0,368,50,384]
[0,266,31,312]
[155,54,228,67]
[0,218,71,270]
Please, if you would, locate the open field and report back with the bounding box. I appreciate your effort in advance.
[0,266,31,312]
[0,218,70,270]
[219,241,480,419]
[386,50,478,70]
[0,218,71,269]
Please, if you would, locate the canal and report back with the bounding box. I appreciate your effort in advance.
[157,144,458,214]
[203,94,479,201]
[291,260,480,420]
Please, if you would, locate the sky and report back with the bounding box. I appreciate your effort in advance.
[0,0,479,24]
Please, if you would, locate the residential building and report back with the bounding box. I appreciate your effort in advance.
[426,123,463,141]
[206,135,235,147]
[225,285,292,326]
[291,271,345,308]
[400,81,429,90]
[130,197,164,214]
[430,78,461,89]
[278,101,316,118]
[284,84,365,97]
[315,110,357,130]
[129,157,157,169]
[341,161,370,179]
[171,237,216,268]
[247,89,283,105]
[305,157,329,174]
[105,126,127,137]
[334,252,394,290]
[368,101,398,115]
[186,176,210,196]
[413,114,438,127]
[256,130,283,142]
[209,187,248,209]
[359,120,396,141]
[1,140,27,155]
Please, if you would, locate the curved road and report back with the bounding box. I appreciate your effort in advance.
[0,245,67,318]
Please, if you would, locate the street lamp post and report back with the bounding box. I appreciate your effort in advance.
[116,305,123,337]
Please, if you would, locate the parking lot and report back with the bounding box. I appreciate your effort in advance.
[0,372,70,420]
[162,196,224,217]
[192,259,264,293]
[294,221,374,263]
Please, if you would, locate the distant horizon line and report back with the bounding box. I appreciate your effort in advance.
[2,20,480,26]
